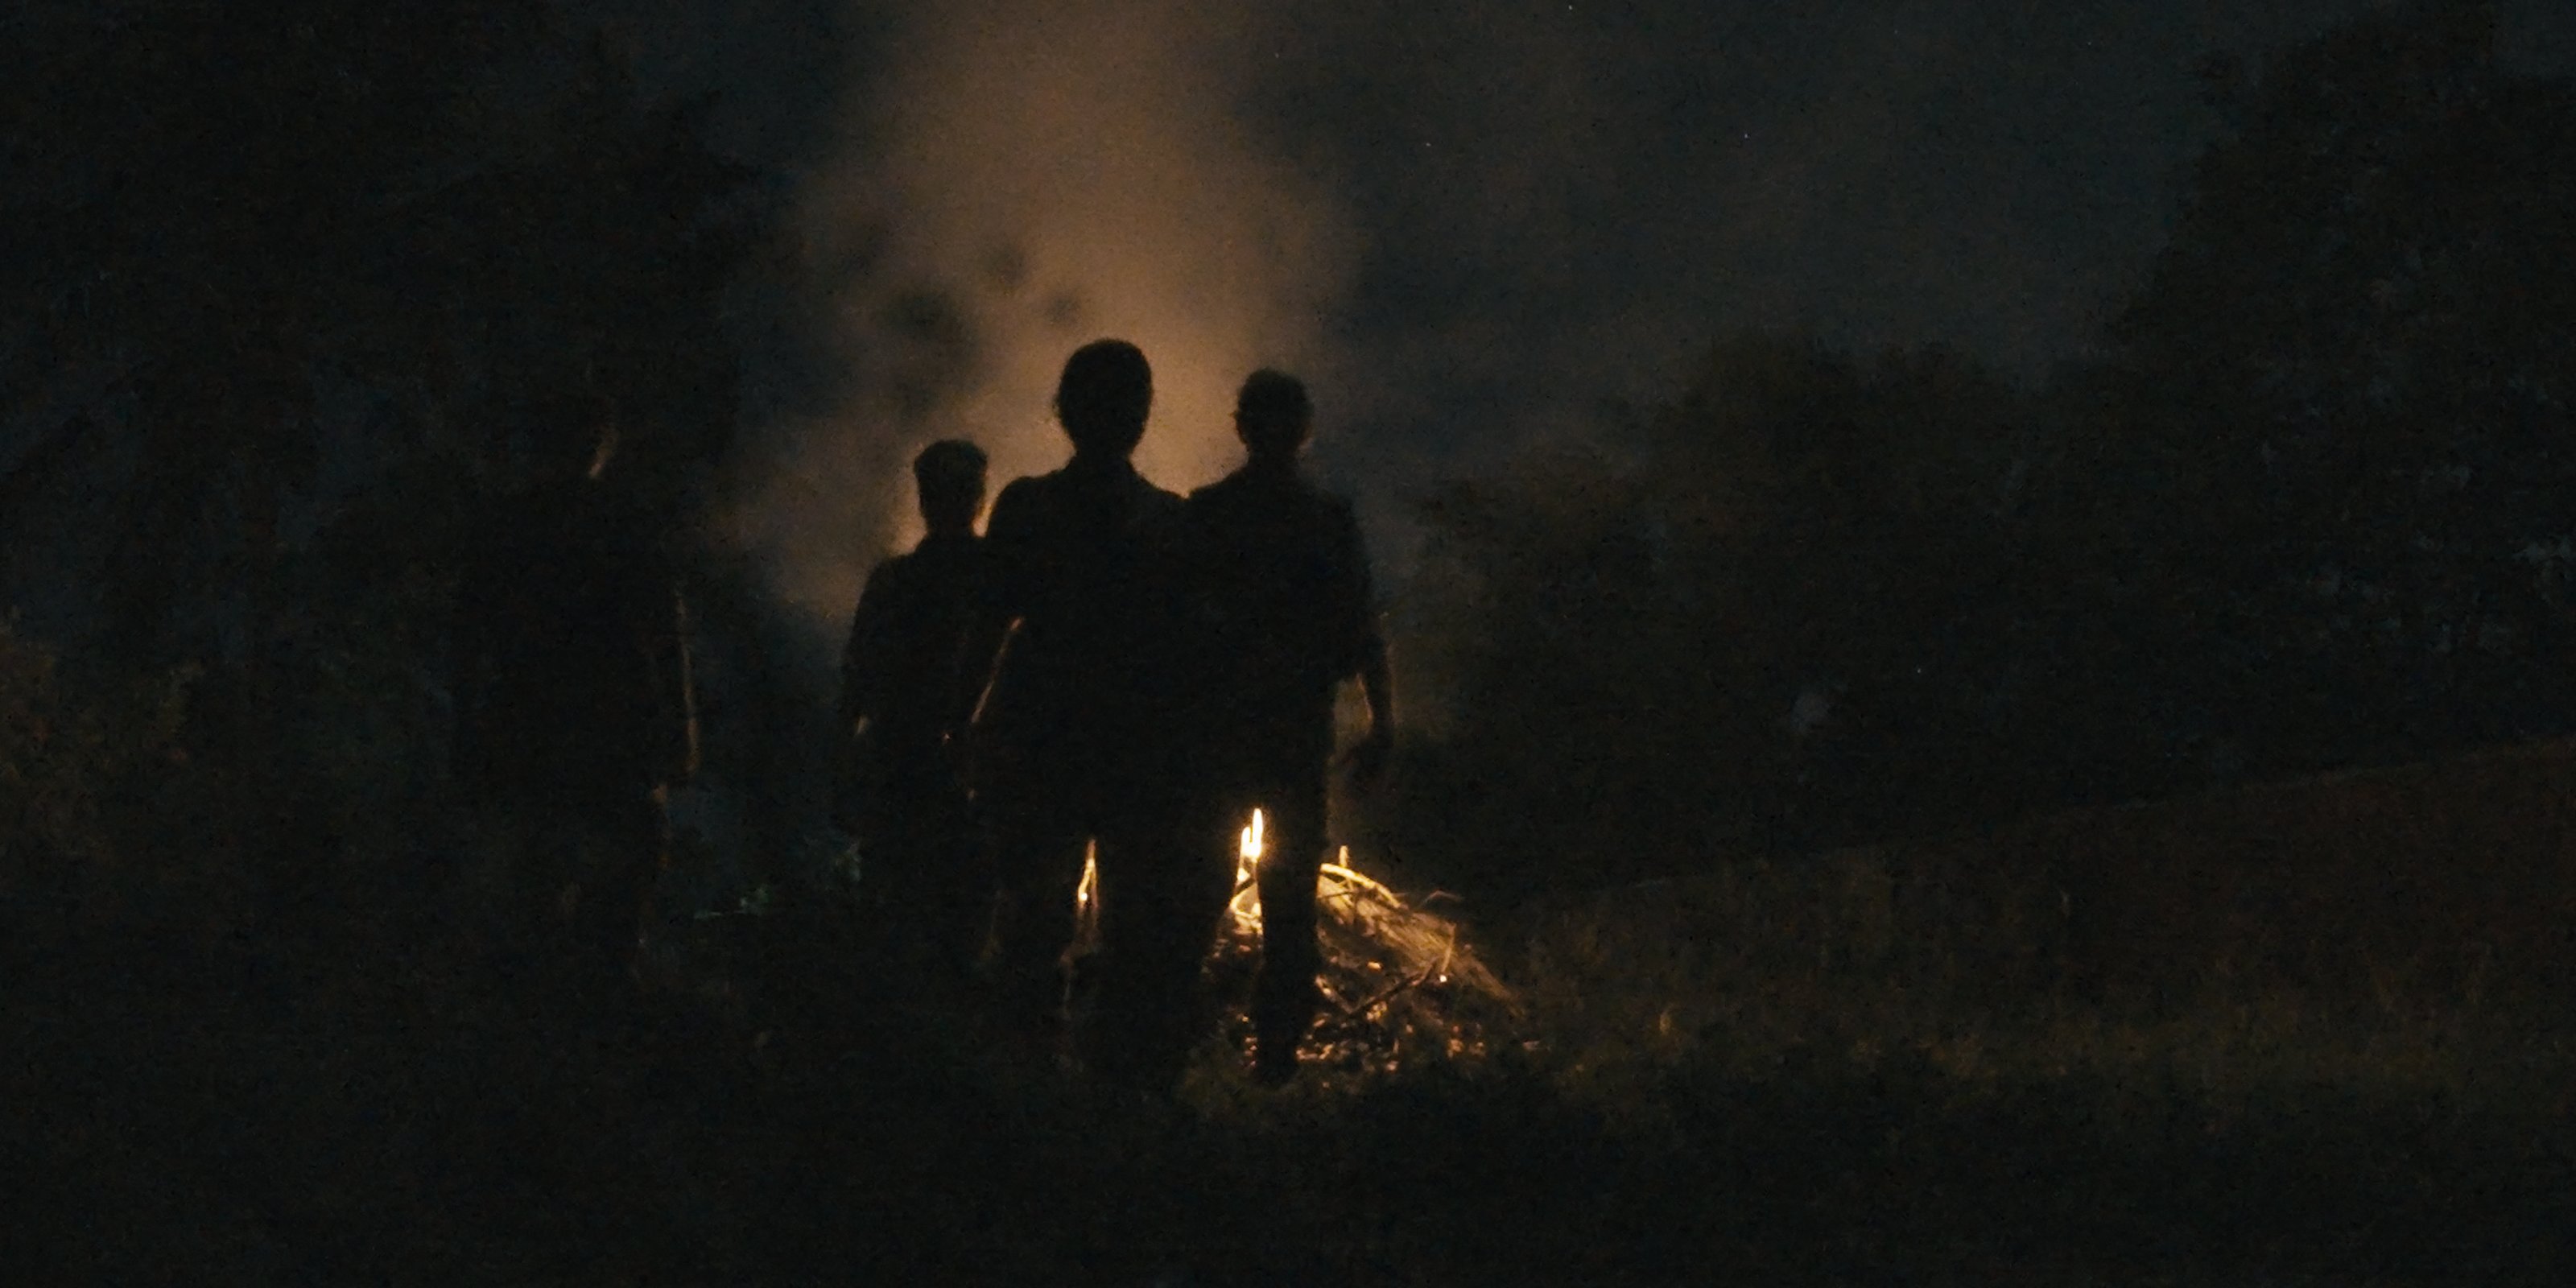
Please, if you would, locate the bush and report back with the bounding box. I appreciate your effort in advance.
[0,621,197,949]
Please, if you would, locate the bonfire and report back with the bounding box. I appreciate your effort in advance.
[1073,810,1517,1079]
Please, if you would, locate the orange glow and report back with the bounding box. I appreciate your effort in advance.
[1228,813,1403,939]
[737,2,1355,646]
[1211,817,1516,1078]
[1075,839,1098,912]
[1228,809,1265,930]
[800,2,1356,563]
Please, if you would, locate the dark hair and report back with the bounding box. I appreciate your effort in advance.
[516,388,621,482]
[913,439,987,489]
[913,439,988,530]
[1235,368,1311,460]
[1055,339,1153,458]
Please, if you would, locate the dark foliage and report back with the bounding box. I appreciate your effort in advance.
[1401,0,2576,881]
[4,0,758,663]
[2107,0,2576,767]
[1397,335,2040,880]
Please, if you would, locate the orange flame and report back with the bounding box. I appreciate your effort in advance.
[1230,809,1265,929]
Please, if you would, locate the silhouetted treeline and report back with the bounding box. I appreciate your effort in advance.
[1395,0,2576,882]
[9,0,2572,905]
[3,2,768,953]
[6,1,755,663]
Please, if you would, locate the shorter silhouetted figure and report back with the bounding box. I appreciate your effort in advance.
[452,395,696,991]
[838,439,1000,972]
[1178,369,1393,1084]
[972,339,1195,1067]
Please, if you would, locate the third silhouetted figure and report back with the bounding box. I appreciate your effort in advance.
[452,393,696,993]
[1178,369,1393,1084]
[840,439,1000,973]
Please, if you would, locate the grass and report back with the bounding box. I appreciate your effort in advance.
[10,836,2574,1286]
[1519,850,2576,1113]
[1488,828,2576,1285]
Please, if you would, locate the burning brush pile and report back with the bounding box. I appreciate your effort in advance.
[1203,811,1518,1078]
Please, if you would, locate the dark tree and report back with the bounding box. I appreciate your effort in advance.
[1,2,763,956]
[2107,0,2576,768]
[1403,334,2038,880]
[6,2,529,653]
[3,2,758,662]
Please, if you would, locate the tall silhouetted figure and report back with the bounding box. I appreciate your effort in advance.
[838,439,999,972]
[452,394,696,990]
[1179,369,1393,1084]
[973,340,1192,1063]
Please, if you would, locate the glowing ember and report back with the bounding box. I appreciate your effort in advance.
[1054,807,1517,1082]
[1228,809,1265,931]
[1075,840,1098,912]
[1209,810,1518,1081]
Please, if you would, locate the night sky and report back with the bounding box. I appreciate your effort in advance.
[594,1,2576,622]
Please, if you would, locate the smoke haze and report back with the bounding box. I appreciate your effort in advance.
[686,0,2576,638]
[728,0,1353,632]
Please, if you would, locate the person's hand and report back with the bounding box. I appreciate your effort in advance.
[1341,723,1395,791]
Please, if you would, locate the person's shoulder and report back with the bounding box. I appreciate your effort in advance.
[1301,483,1367,561]
[915,533,992,577]
[1104,467,1183,531]
[1184,468,1259,509]
[864,548,913,588]
[564,482,674,549]
[1174,475,1243,541]
[481,482,622,566]
[985,473,1059,538]
[990,473,1047,510]
[1277,473,1355,526]
[486,481,574,535]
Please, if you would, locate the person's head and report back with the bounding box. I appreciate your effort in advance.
[1233,369,1311,466]
[912,438,988,535]
[515,388,621,486]
[1055,338,1153,460]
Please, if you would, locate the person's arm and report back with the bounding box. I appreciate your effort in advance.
[952,578,1013,733]
[835,560,913,835]
[1348,636,1396,788]
[668,584,700,785]
[637,543,697,790]
[840,563,894,735]
[448,512,502,786]
[1334,500,1396,787]
[964,481,1038,729]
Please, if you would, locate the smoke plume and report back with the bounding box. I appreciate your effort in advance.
[729,0,1353,633]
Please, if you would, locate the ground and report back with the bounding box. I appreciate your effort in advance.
[10,857,2570,1286]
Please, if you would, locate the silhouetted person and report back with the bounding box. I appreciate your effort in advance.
[452,395,695,991]
[838,439,1000,972]
[972,339,1200,1068]
[1177,369,1393,1084]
